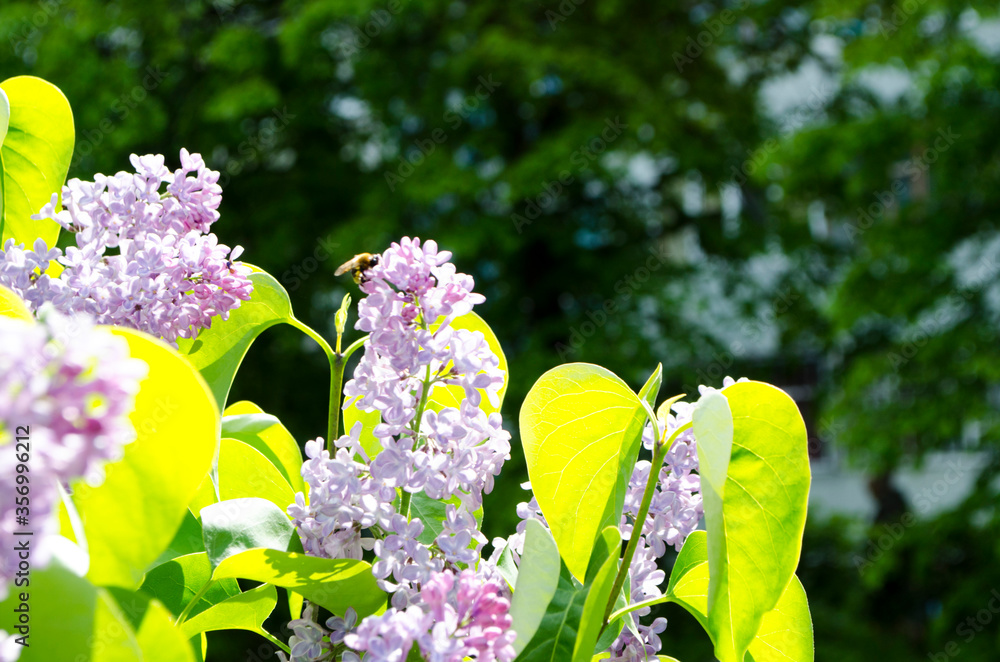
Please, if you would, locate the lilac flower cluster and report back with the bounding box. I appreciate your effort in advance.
[344,570,515,662]
[0,150,252,344]
[0,307,146,599]
[285,238,514,661]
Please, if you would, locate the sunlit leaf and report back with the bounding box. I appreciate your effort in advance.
[0,76,74,249]
[136,599,197,662]
[692,382,811,662]
[520,362,646,580]
[179,583,278,640]
[426,311,509,415]
[0,283,31,320]
[512,522,622,662]
[223,401,305,494]
[72,328,219,589]
[212,548,386,618]
[217,438,296,512]
[664,531,814,662]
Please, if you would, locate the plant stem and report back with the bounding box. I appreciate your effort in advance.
[177,579,214,625]
[341,335,367,362]
[603,427,667,626]
[328,354,346,452]
[288,317,345,452]
[259,630,291,654]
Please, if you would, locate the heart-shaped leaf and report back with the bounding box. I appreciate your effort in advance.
[0,76,74,249]
[520,363,646,580]
[72,327,219,589]
[664,531,814,662]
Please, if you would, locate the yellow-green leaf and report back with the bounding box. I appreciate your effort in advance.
[0,76,74,249]
[520,362,646,580]
[0,283,32,320]
[72,328,220,588]
[217,437,296,512]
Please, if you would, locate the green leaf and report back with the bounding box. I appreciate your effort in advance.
[217,438,296,512]
[151,510,207,567]
[343,395,383,459]
[189,474,219,518]
[0,87,9,149]
[572,527,623,662]
[212,548,386,618]
[655,393,687,428]
[509,519,563,657]
[141,553,242,618]
[513,522,622,662]
[520,362,646,580]
[0,284,32,320]
[692,381,811,662]
[0,76,74,249]
[495,541,519,590]
[180,584,278,640]
[692,387,733,499]
[664,532,814,662]
[746,577,814,662]
[136,599,197,662]
[72,327,219,589]
[223,401,305,494]
[0,559,98,661]
[638,363,662,409]
[408,492,483,546]
[177,266,293,410]
[201,497,299,569]
[426,311,509,415]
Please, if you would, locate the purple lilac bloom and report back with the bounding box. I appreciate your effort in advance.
[343,570,516,662]
[287,238,515,658]
[0,150,253,344]
[0,307,146,599]
[290,239,510,599]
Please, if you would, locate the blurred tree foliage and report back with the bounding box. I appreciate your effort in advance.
[2,0,998,659]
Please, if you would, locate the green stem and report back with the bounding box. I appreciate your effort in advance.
[608,594,671,624]
[288,318,342,451]
[603,438,667,626]
[328,355,346,452]
[259,630,291,654]
[177,579,214,625]
[342,335,368,362]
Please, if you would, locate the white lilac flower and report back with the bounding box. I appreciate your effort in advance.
[0,149,253,344]
[0,309,146,598]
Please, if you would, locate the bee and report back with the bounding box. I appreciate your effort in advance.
[335,253,380,284]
